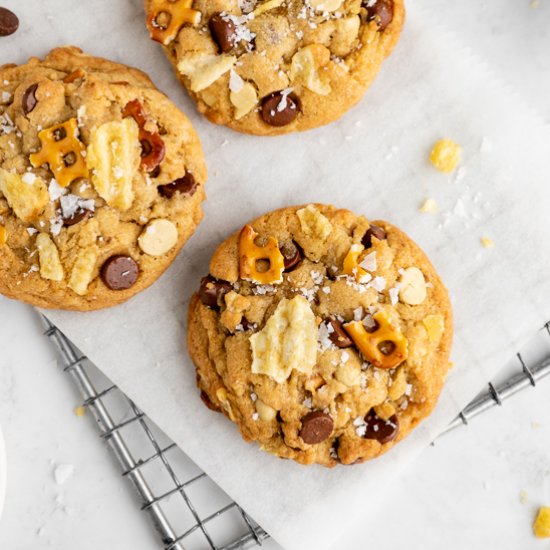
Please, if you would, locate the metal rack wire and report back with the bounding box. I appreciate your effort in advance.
[41,314,550,549]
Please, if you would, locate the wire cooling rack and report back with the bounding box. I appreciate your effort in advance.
[41,313,550,550]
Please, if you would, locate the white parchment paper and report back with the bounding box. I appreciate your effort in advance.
[2,1,550,548]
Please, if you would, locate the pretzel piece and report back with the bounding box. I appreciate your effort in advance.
[29,118,89,188]
[344,310,408,369]
[122,99,165,173]
[146,0,201,45]
[239,224,285,285]
[342,243,371,283]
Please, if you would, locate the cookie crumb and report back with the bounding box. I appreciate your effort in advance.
[429,139,461,174]
[519,490,528,504]
[74,406,86,417]
[419,198,438,213]
[53,464,74,485]
[480,236,494,248]
[533,507,550,538]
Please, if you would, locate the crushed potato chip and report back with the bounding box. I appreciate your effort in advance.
[250,296,317,383]
[0,168,49,223]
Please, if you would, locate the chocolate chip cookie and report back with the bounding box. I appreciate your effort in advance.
[188,204,452,466]
[0,47,207,310]
[144,0,404,135]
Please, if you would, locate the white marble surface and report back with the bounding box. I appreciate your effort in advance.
[0,0,549,549]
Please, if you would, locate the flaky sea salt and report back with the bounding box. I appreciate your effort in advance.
[54,464,74,485]
[359,251,376,272]
[277,88,294,112]
[353,416,366,437]
[388,284,400,305]
[229,70,244,93]
[49,217,63,237]
[310,270,324,285]
[49,179,66,201]
[22,172,37,185]
[252,284,276,295]
[371,276,386,292]
[318,321,335,351]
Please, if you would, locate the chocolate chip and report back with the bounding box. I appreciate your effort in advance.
[200,390,221,412]
[327,317,353,348]
[261,92,299,127]
[364,0,394,31]
[100,255,139,290]
[361,224,387,249]
[299,411,334,444]
[209,13,236,53]
[363,410,399,443]
[158,172,197,199]
[63,207,93,227]
[0,7,19,36]
[22,83,38,115]
[199,275,232,309]
[281,241,302,271]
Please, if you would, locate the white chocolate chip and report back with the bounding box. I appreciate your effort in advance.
[398,267,427,305]
[255,399,277,422]
[138,219,178,257]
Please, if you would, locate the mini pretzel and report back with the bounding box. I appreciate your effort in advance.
[123,99,165,173]
[239,224,285,285]
[63,69,86,84]
[344,310,408,369]
[29,118,88,188]
[146,0,201,45]
[342,243,370,283]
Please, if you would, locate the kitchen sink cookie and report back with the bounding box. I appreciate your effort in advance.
[0,46,206,310]
[144,0,404,135]
[188,204,452,466]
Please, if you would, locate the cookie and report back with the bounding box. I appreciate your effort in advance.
[144,0,404,135]
[188,204,452,466]
[0,47,207,310]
